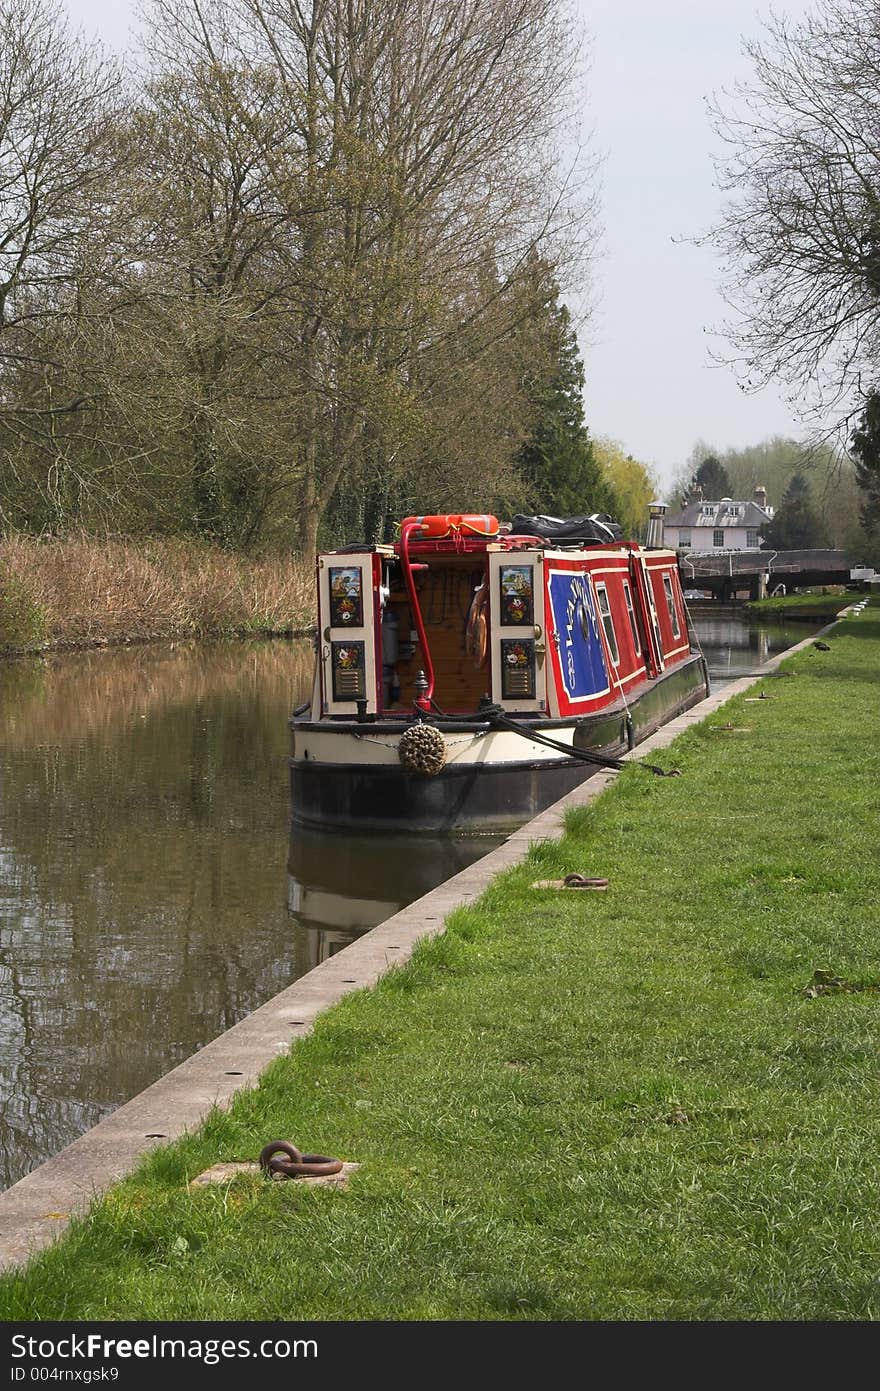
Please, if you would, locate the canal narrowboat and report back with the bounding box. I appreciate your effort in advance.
[290,513,708,833]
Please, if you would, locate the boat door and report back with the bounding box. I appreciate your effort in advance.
[488,552,547,712]
[632,552,665,676]
[318,553,379,715]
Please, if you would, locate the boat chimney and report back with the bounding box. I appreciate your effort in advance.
[646,500,667,549]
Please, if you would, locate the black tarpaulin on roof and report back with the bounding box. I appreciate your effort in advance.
[510,513,623,544]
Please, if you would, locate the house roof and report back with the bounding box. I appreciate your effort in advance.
[664,500,772,529]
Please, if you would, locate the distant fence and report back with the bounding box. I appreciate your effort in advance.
[677,548,862,599]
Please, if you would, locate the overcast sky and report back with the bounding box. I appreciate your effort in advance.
[578,0,819,489]
[65,0,818,492]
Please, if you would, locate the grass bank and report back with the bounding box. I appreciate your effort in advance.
[745,591,852,619]
[0,534,313,651]
[1,605,879,1320]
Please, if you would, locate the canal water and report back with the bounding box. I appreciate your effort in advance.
[0,640,501,1190]
[0,612,820,1190]
[689,610,820,687]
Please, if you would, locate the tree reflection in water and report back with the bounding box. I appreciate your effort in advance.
[0,639,501,1191]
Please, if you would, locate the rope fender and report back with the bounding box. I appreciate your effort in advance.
[398,722,448,776]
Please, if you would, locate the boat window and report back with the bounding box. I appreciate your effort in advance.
[595,583,619,666]
[622,580,641,655]
[662,574,681,638]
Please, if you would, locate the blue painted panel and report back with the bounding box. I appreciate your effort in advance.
[547,570,609,701]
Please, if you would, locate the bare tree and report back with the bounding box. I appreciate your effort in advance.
[231,0,598,552]
[709,0,880,434]
[1,0,600,549]
[77,0,308,546]
[0,0,122,527]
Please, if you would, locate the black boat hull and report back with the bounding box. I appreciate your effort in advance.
[289,652,708,834]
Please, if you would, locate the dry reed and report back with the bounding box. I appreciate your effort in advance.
[0,535,315,647]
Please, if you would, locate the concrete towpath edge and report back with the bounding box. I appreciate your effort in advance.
[0,612,853,1272]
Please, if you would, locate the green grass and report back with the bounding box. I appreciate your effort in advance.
[745,591,853,617]
[1,605,879,1320]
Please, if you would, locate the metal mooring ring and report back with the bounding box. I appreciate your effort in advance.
[259,1139,344,1178]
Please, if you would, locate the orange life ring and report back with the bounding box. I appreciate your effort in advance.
[465,580,489,668]
[403,514,499,539]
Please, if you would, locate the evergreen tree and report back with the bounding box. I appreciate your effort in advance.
[514,288,619,520]
[689,454,732,501]
[850,392,880,537]
[762,473,826,548]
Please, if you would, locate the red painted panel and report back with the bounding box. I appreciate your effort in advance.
[594,568,646,682]
[646,560,691,664]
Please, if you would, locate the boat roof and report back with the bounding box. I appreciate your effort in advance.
[323,536,678,560]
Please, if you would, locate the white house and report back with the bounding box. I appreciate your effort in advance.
[663,488,774,552]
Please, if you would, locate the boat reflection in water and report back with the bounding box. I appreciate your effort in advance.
[287,826,504,968]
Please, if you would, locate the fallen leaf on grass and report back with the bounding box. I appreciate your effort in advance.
[801,968,880,997]
[531,876,608,891]
[665,1107,690,1126]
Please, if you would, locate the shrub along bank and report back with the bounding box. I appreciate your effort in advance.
[0,605,878,1320]
[0,535,313,650]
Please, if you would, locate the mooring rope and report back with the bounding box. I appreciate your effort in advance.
[427,700,679,777]
[486,711,680,777]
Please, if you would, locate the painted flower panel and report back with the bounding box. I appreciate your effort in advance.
[331,640,366,700]
[329,566,363,627]
[500,638,535,699]
[500,566,533,626]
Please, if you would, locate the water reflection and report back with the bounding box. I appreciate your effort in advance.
[287,827,502,966]
[0,641,313,1189]
[0,639,499,1192]
[692,613,818,684]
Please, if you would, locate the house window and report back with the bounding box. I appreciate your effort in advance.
[702,505,714,516]
[623,580,641,655]
[595,583,619,666]
[713,529,724,547]
[747,529,759,547]
[662,574,681,638]
[679,530,691,547]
